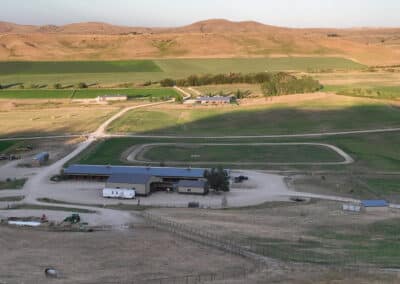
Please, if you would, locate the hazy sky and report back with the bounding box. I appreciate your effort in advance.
[1,0,399,28]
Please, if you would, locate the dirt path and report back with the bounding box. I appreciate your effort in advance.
[126,142,354,166]
[111,126,400,139]
[1,100,176,226]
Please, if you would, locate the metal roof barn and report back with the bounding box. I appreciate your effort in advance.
[64,164,206,179]
[107,173,153,184]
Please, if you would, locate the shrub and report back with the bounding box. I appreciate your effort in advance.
[160,78,175,87]
[53,83,62,89]
[77,82,88,89]
[261,74,322,96]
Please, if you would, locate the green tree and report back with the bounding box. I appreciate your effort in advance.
[160,78,175,87]
[204,167,230,192]
[53,83,62,89]
[77,82,88,89]
[176,95,184,104]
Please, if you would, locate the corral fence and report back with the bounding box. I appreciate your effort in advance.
[113,267,251,284]
[142,212,269,266]
[141,211,400,271]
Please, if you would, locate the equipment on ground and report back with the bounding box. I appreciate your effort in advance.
[63,213,81,224]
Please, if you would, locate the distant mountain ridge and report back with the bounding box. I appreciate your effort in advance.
[0,19,400,65]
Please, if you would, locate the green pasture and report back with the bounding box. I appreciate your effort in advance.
[0,60,161,75]
[0,141,16,153]
[141,144,342,163]
[0,88,179,99]
[0,89,73,99]
[70,129,400,172]
[107,99,400,136]
[0,57,364,86]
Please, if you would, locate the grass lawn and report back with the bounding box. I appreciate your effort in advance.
[0,141,16,153]
[141,144,343,163]
[108,96,400,136]
[0,57,363,86]
[0,179,27,190]
[0,60,161,75]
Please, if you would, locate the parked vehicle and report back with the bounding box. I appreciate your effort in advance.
[103,188,136,199]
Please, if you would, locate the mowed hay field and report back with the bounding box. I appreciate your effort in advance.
[107,94,400,136]
[0,88,179,99]
[0,57,364,86]
[0,102,120,137]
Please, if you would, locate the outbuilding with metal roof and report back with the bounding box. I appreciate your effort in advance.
[177,180,209,195]
[105,173,160,196]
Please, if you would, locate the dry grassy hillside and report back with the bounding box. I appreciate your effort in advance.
[1,19,400,65]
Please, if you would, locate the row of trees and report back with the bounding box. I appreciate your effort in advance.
[261,74,322,96]
[160,72,322,97]
[160,72,283,87]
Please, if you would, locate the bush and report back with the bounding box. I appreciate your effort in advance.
[77,82,88,89]
[53,83,62,89]
[261,74,322,97]
[30,84,39,89]
[204,167,230,192]
[175,95,184,104]
[160,78,175,87]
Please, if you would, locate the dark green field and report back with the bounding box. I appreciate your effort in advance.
[0,89,73,99]
[0,60,161,75]
[141,144,342,163]
[0,141,16,153]
[70,130,400,172]
[0,57,364,86]
[0,88,179,99]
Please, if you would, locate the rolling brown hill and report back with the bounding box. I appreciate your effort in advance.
[1,19,400,65]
